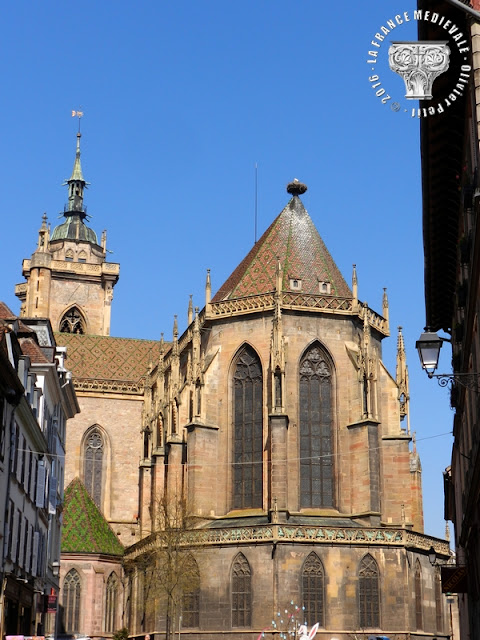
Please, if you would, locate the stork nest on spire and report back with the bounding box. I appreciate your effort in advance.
[286,179,307,196]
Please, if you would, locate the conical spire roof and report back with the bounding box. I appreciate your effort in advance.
[213,181,351,302]
[61,478,124,555]
[69,132,86,182]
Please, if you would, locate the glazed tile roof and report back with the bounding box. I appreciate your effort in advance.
[61,477,124,555]
[53,333,159,382]
[213,195,351,301]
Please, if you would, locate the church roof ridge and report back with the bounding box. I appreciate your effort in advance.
[61,477,124,555]
[212,182,351,302]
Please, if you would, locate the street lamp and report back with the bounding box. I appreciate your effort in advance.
[416,330,443,377]
[416,329,480,390]
[428,546,437,566]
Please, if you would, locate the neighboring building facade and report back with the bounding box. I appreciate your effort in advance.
[419,1,480,639]
[0,303,79,638]
[14,133,158,639]
[14,134,451,639]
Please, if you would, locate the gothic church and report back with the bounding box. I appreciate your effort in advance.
[14,134,451,640]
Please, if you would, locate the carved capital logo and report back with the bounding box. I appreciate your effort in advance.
[388,41,450,100]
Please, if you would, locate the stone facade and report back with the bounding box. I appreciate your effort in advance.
[14,142,452,640]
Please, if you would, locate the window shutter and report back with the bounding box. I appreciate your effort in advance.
[25,524,32,573]
[32,531,39,576]
[18,516,25,568]
[3,504,10,560]
[30,457,37,502]
[35,461,46,508]
[49,476,57,514]
[11,510,18,562]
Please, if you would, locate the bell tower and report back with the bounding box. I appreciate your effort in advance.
[15,132,120,336]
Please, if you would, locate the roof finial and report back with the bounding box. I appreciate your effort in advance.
[286,178,307,196]
[205,269,211,305]
[188,294,193,325]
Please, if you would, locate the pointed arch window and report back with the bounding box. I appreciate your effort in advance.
[299,343,334,508]
[358,554,380,629]
[302,553,325,628]
[105,572,119,633]
[60,307,85,334]
[415,560,423,630]
[231,553,251,628]
[62,569,81,633]
[84,427,104,507]
[233,345,263,509]
[182,555,200,628]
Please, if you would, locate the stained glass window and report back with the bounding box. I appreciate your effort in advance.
[303,553,325,627]
[233,346,263,509]
[63,569,81,633]
[359,554,379,628]
[84,427,103,507]
[232,553,251,628]
[299,344,334,508]
[182,556,200,628]
[105,572,118,633]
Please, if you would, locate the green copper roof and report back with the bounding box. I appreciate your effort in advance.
[61,478,124,556]
[50,216,98,244]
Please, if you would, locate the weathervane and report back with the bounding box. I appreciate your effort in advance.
[71,109,84,133]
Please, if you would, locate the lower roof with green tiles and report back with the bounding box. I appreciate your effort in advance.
[62,477,124,556]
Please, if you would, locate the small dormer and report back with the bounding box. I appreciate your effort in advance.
[319,280,331,295]
[289,277,302,291]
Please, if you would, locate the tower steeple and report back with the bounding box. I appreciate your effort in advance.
[15,131,120,335]
[64,132,89,216]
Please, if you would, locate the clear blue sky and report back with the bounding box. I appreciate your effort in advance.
[0,1,455,540]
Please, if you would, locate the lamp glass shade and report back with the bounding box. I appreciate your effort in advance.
[416,331,443,375]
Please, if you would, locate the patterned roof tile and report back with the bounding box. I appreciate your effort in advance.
[54,333,160,382]
[61,477,124,555]
[213,195,351,301]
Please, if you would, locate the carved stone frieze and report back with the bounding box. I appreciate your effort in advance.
[124,524,450,560]
[73,377,145,395]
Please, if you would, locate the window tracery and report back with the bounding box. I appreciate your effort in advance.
[302,552,325,627]
[233,345,263,509]
[299,343,334,508]
[62,569,81,633]
[84,427,104,507]
[60,307,85,334]
[231,553,251,627]
[358,554,380,628]
[105,572,118,633]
